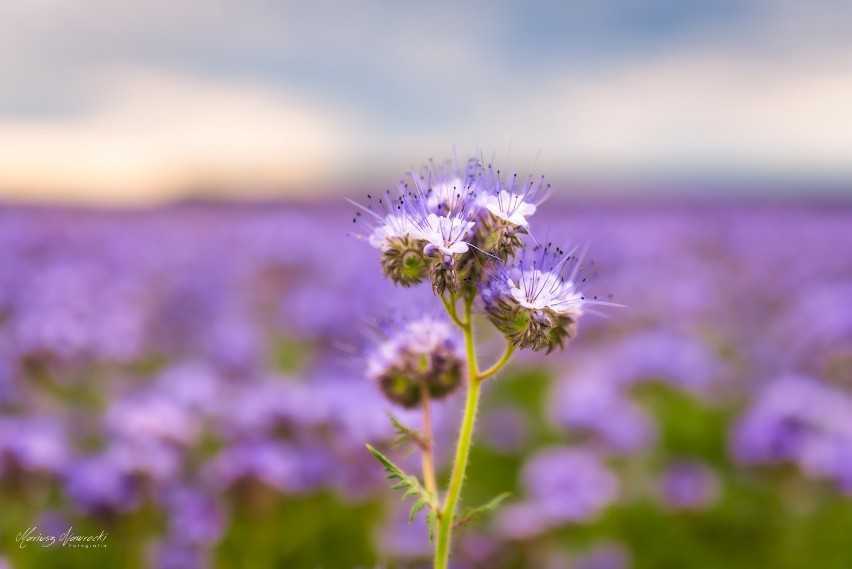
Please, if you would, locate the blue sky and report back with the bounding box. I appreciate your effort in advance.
[1,0,850,203]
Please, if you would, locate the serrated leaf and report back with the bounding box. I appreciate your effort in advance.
[426,510,439,543]
[409,498,428,523]
[365,444,439,522]
[387,411,429,452]
[452,492,511,531]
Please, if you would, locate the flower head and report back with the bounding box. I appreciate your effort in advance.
[393,160,485,294]
[482,189,538,227]
[419,157,486,216]
[468,164,549,261]
[349,192,429,286]
[482,240,618,352]
[349,191,413,250]
[367,214,415,250]
[414,213,475,256]
[400,162,481,256]
[479,165,549,229]
[351,158,486,292]
[366,315,465,408]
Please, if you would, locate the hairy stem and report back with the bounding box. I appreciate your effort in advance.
[435,297,480,569]
[420,382,438,497]
[441,293,466,327]
[478,343,515,381]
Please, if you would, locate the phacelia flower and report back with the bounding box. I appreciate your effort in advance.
[472,166,549,261]
[349,192,429,287]
[368,214,414,250]
[367,315,465,408]
[399,161,483,295]
[351,158,485,292]
[482,189,538,227]
[479,166,549,228]
[414,213,475,256]
[657,461,720,511]
[482,241,618,352]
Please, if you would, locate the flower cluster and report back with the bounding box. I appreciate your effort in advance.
[351,159,548,293]
[353,156,613,361]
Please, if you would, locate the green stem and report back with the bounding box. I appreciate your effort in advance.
[478,343,515,381]
[435,298,480,569]
[420,382,438,497]
[441,293,466,327]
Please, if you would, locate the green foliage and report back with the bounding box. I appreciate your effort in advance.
[365,444,439,533]
[216,486,381,568]
[453,492,511,531]
[387,412,428,456]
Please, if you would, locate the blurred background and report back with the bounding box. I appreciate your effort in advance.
[1,1,851,568]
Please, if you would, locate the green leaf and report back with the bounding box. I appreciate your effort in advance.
[409,498,428,523]
[452,492,511,531]
[387,412,429,453]
[426,509,439,543]
[365,444,439,524]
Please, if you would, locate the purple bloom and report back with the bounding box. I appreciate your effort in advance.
[150,540,209,569]
[732,375,852,492]
[376,503,433,559]
[0,416,68,473]
[482,240,620,353]
[64,452,140,512]
[657,461,720,511]
[478,164,550,229]
[574,543,631,569]
[548,371,656,455]
[608,331,721,391]
[205,441,323,493]
[106,392,200,446]
[479,405,530,454]
[365,314,465,408]
[162,487,224,546]
[496,447,619,538]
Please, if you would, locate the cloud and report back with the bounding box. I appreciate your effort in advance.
[492,49,852,179]
[0,69,362,203]
[1,0,851,202]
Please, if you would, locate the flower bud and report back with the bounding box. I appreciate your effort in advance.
[484,297,577,353]
[367,317,465,408]
[429,254,461,296]
[380,236,429,287]
[474,213,525,262]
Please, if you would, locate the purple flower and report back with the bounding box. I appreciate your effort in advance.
[479,405,530,454]
[478,164,549,229]
[657,461,720,511]
[205,441,322,493]
[376,503,433,559]
[0,416,68,473]
[365,314,465,408]
[496,447,619,538]
[482,241,619,353]
[732,375,852,492]
[574,543,630,569]
[63,452,139,512]
[162,487,224,546]
[150,540,209,569]
[106,392,200,446]
[548,371,656,455]
[608,331,721,391]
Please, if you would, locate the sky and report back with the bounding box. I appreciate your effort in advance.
[1,0,851,204]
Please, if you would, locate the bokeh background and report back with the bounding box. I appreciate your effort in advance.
[1,1,851,568]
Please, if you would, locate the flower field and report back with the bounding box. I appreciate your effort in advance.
[0,199,850,568]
